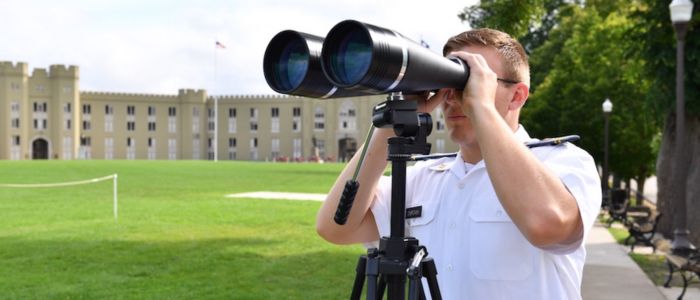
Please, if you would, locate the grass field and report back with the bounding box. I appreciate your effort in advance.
[0,160,366,299]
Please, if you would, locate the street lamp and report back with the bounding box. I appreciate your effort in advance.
[602,98,613,206]
[669,0,694,253]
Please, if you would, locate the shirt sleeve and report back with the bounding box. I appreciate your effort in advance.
[365,175,392,248]
[539,143,602,254]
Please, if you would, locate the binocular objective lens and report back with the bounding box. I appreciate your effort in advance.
[274,39,309,91]
[330,30,372,85]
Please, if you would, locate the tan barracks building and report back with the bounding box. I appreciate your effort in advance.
[0,61,457,161]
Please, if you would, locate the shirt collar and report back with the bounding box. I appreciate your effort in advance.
[449,125,533,178]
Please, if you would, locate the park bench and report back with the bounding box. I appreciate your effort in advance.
[623,206,662,253]
[664,248,700,300]
[606,189,629,227]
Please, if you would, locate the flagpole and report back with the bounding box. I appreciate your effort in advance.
[213,41,219,162]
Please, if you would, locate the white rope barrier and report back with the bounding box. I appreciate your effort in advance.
[0,174,119,220]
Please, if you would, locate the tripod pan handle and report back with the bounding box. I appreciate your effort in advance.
[334,180,360,225]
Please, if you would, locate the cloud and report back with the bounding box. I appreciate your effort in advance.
[0,0,475,96]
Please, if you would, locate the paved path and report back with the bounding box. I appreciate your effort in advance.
[583,223,700,300]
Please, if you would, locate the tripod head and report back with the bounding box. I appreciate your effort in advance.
[333,92,432,226]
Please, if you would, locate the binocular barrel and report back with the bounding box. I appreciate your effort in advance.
[262,30,369,98]
[263,20,470,98]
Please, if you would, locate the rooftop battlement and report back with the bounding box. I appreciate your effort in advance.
[31,68,49,78]
[49,64,79,78]
[215,94,291,100]
[81,90,178,100]
[0,61,28,76]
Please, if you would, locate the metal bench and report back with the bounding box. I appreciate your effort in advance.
[624,209,662,253]
[664,248,700,300]
[606,188,629,227]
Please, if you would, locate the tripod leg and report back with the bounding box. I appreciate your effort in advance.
[375,275,387,300]
[408,272,421,300]
[422,258,442,300]
[350,256,367,300]
[366,255,380,300]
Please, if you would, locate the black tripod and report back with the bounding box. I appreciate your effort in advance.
[334,93,442,300]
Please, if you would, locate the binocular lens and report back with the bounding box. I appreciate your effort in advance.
[329,30,372,85]
[273,39,309,91]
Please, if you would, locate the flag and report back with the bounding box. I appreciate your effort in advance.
[420,39,430,49]
[215,41,226,49]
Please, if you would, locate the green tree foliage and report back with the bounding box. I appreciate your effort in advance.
[459,1,659,185]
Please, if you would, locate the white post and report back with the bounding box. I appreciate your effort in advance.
[113,174,118,221]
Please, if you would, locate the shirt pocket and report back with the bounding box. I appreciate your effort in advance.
[468,198,534,281]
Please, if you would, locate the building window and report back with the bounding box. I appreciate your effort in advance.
[127,137,136,160]
[168,139,177,160]
[105,138,114,160]
[293,138,302,159]
[105,105,114,115]
[105,116,114,132]
[148,106,156,116]
[82,104,91,114]
[435,107,446,132]
[148,122,156,131]
[127,121,135,131]
[34,102,48,112]
[11,118,19,128]
[63,137,72,160]
[80,137,92,159]
[250,122,258,131]
[168,107,177,116]
[229,108,236,118]
[193,138,200,159]
[228,138,237,160]
[148,138,156,160]
[168,117,177,133]
[249,138,258,160]
[127,106,135,115]
[10,135,21,160]
[339,101,357,131]
[314,107,325,131]
[293,107,301,117]
[12,102,20,112]
[271,107,280,133]
[64,103,71,113]
[271,138,280,159]
[82,120,91,131]
[436,139,445,153]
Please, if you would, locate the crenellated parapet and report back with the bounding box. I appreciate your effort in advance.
[0,61,28,76]
[49,64,79,79]
[82,90,179,103]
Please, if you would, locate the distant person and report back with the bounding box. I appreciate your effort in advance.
[316,28,601,299]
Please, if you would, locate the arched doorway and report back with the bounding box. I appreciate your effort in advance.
[338,138,357,162]
[32,138,49,159]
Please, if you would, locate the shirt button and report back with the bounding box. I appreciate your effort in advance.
[458,182,466,189]
[447,264,454,272]
[449,222,456,229]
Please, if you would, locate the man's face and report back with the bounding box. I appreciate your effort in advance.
[441,45,519,147]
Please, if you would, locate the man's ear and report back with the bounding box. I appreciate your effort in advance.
[508,83,529,111]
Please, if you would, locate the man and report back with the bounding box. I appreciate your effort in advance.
[316,28,601,299]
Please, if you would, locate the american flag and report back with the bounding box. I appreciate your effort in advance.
[215,41,226,49]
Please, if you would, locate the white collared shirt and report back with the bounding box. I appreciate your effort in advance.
[369,126,602,300]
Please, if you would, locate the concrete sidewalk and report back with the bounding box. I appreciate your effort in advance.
[582,223,700,300]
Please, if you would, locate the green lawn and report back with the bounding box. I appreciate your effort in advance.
[0,160,365,299]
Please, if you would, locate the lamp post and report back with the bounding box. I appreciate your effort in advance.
[670,0,694,253]
[602,98,613,206]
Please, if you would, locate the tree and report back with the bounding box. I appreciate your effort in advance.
[629,0,700,243]
[460,1,659,191]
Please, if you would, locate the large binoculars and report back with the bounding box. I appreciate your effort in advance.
[263,20,470,98]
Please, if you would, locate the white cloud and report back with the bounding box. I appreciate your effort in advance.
[0,0,476,96]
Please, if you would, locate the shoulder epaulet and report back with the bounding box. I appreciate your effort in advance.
[411,135,580,161]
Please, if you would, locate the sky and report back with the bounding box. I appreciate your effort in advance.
[0,0,477,96]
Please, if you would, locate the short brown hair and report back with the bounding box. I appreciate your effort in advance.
[443,28,530,86]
